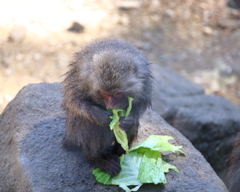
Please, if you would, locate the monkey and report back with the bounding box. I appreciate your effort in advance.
[226,131,240,192]
[62,39,152,176]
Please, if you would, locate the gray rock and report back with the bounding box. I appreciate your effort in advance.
[0,83,228,192]
[151,64,240,176]
[227,0,240,9]
[233,64,240,78]
[67,21,84,33]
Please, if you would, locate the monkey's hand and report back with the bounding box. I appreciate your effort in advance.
[119,116,135,131]
[101,155,121,176]
[92,106,112,126]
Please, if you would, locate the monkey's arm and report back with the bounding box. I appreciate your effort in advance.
[65,93,112,126]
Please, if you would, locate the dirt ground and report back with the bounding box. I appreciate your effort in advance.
[0,0,240,113]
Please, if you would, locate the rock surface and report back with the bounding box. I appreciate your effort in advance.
[0,83,228,192]
[227,0,240,9]
[151,63,240,176]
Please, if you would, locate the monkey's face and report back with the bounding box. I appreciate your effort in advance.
[99,90,128,109]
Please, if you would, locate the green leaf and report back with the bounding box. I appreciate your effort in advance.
[109,108,123,130]
[93,98,185,192]
[93,135,185,192]
[113,125,129,153]
[108,97,134,152]
[112,152,142,186]
[92,168,112,185]
[92,151,143,192]
[162,161,180,174]
[130,135,185,155]
[138,150,166,184]
[125,97,134,117]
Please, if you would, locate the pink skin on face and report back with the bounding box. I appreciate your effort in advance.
[100,91,123,109]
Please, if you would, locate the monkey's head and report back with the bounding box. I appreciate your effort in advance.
[88,49,149,109]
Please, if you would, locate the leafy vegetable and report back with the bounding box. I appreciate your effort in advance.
[93,97,185,192]
[92,135,185,192]
[93,151,143,192]
[107,96,133,153]
[130,135,185,155]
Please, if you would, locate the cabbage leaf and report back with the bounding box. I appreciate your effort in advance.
[107,96,133,153]
[93,97,185,191]
[92,135,185,192]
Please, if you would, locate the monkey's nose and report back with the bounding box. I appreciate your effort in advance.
[105,96,120,109]
[106,102,119,109]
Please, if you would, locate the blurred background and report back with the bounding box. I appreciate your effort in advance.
[0,0,240,113]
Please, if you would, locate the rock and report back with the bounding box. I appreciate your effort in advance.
[151,64,240,176]
[0,83,227,192]
[8,25,27,43]
[227,0,240,9]
[67,22,84,33]
[232,64,240,78]
[15,53,24,61]
[202,26,214,35]
[217,19,240,30]
[163,9,176,21]
[33,53,42,61]
[1,57,12,68]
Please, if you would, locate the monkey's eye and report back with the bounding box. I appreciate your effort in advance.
[99,90,109,97]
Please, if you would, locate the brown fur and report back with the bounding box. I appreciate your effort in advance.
[62,39,152,175]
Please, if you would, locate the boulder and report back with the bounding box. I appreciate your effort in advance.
[0,83,228,192]
[67,21,84,33]
[151,64,240,176]
[227,0,240,9]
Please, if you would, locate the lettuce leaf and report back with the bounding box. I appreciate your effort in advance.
[130,135,185,155]
[138,150,166,184]
[93,97,185,191]
[107,96,134,153]
[92,152,143,192]
[92,135,185,192]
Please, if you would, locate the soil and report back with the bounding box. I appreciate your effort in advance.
[0,0,240,113]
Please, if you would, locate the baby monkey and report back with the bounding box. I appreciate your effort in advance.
[62,39,152,176]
